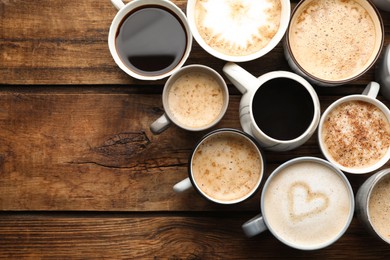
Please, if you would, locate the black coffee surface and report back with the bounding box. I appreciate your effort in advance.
[115,6,187,76]
[252,78,314,141]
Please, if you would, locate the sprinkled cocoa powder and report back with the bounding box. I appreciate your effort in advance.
[322,100,390,169]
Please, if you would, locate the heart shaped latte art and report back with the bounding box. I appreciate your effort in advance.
[288,181,330,222]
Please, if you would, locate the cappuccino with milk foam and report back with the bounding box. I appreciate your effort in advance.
[322,100,390,170]
[263,161,352,248]
[289,0,380,81]
[192,132,262,202]
[194,0,282,56]
[168,71,225,129]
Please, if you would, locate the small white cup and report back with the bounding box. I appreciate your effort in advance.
[173,128,264,205]
[318,82,390,174]
[376,45,390,100]
[150,65,229,134]
[186,0,291,62]
[223,62,320,152]
[108,0,192,81]
[356,168,390,245]
[242,157,354,250]
[373,0,390,12]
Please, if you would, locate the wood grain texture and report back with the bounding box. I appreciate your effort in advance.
[1,88,388,211]
[0,213,389,259]
[1,0,389,85]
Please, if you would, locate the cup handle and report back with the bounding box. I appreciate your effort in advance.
[150,114,171,134]
[111,0,125,10]
[173,177,193,193]
[242,214,268,237]
[362,81,380,98]
[223,62,259,94]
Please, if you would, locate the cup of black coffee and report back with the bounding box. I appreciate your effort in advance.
[108,0,192,81]
[223,62,320,152]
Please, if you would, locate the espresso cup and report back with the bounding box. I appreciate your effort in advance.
[376,45,390,100]
[173,128,264,205]
[242,157,354,250]
[284,0,384,86]
[108,0,192,81]
[223,62,320,152]
[186,0,291,62]
[318,82,390,174]
[150,65,229,134]
[356,168,390,245]
[373,0,390,12]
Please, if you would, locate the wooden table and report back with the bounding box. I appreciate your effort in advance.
[1,0,390,258]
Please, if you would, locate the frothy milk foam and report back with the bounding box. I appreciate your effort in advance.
[369,174,390,243]
[264,161,352,248]
[289,0,378,81]
[192,132,262,202]
[168,71,224,129]
[194,0,281,56]
[322,101,390,169]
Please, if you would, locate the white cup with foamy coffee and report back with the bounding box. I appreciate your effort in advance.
[186,0,291,62]
[356,168,390,245]
[318,82,390,174]
[108,0,192,80]
[284,0,384,86]
[150,65,229,134]
[173,128,264,205]
[223,62,320,152]
[242,157,354,250]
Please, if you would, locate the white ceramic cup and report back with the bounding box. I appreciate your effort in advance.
[318,82,390,174]
[284,0,384,86]
[356,168,390,245]
[108,0,192,81]
[150,64,229,134]
[376,45,390,100]
[186,0,291,62]
[173,128,264,205]
[242,157,354,250]
[373,0,390,11]
[223,62,320,152]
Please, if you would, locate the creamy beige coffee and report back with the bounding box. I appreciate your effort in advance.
[289,0,380,81]
[369,174,390,243]
[263,161,352,248]
[192,132,262,202]
[168,71,224,129]
[322,100,390,169]
[194,0,282,56]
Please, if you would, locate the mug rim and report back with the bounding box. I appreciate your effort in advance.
[161,64,229,131]
[260,156,355,250]
[108,0,193,81]
[188,128,265,205]
[186,0,291,62]
[365,168,390,244]
[285,0,384,86]
[318,95,390,174]
[248,71,321,145]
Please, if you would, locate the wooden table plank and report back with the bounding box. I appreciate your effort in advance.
[1,0,389,85]
[0,88,389,211]
[0,213,389,259]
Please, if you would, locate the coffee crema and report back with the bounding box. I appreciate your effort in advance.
[194,0,282,56]
[264,161,352,248]
[168,71,225,129]
[368,174,390,243]
[322,100,390,169]
[289,0,378,81]
[192,132,262,202]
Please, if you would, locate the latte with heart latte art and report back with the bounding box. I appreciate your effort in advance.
[263,161,352,248]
